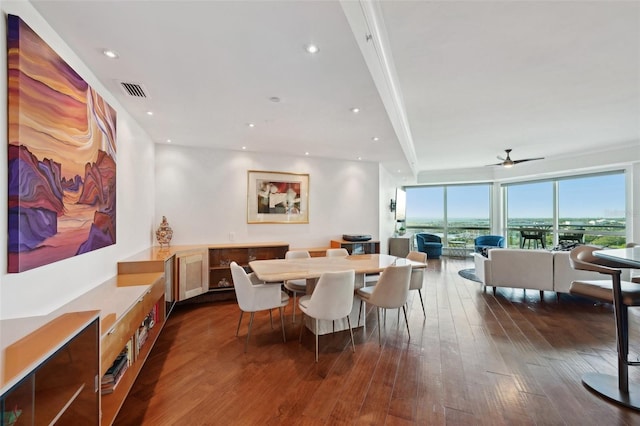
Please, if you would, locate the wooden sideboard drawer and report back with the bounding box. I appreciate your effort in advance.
[143,277,164,315]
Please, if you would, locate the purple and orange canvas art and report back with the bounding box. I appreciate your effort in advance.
[7,14,117,273]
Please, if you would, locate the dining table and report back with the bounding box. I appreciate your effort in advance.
[249,253,427,335]
[592,246,640,410]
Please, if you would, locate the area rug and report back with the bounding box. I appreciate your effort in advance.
[458,268,482,283]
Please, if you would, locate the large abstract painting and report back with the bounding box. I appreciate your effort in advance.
[7,15,117,273]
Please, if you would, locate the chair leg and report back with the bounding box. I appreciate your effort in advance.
[357,299,364,327]
[299,312,305,343]
[619,305,629,392]
[611,273,629,392]
[236,311,244,336]
[346,316,355,353]
[402,305,410,341]
[245,312,255,353]
[279,306,286,343]
[315,318,319,363]
[418,289,426,317]
[292,292,297,323]
[269,309,274,329]
[376,308,382,346]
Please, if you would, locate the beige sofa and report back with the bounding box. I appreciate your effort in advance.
[473,248,629,298]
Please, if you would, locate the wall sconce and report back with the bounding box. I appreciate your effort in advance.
[389,199,396,212]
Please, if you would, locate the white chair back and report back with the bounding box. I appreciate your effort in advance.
[407,250,426,263]
[326,248,349,257]
[369,264,412,309]
[406,251,426,290]
[286,250,311,259]
[230,261,278,312]
[303,270,355,320]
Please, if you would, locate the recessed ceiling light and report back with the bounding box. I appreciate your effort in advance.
[242,146,247,150]
[350,107,360,113]
[166,139,171,143]
[247,123,255,128]
[372,137,379,142]
[305,44,319,54]
[269,96,281,103]
[357,157,362,161]
[146,111,153,116]
[397,169,402,173]
[102,49,119,59]
[305,152,310,156]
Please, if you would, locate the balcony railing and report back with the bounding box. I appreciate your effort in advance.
[505,224,626,249]
[407,223,627,252]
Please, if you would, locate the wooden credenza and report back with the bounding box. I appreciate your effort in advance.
[208,242,288,290]
[119,242,289,301]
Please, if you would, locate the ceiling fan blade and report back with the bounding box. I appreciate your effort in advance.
[513,157,545,164]
[487,150,543,167]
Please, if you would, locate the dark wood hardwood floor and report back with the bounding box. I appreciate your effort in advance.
[114,257,640,425]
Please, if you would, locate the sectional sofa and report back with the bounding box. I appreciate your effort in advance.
[472,248,630,298]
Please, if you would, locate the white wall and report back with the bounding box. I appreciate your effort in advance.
[0,2,156,319]
[378,164,412,254]
[154,144,380,249]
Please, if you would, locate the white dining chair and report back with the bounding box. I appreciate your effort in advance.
[230,261,289,352]
[406,251,427,316]
[356,264,412,345]
[283,250,311,323]
[324,249,351,333]
[298,269,356,362]
[326,248,349,257]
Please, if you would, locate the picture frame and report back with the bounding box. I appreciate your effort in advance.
[247,170,309,224]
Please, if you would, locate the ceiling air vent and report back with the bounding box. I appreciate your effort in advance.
[119,81,148,98]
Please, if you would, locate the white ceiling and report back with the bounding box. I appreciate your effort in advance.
[29,1,640,179]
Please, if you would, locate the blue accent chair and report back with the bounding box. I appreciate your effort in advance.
[416,233,443,259]
[474,235,505,254]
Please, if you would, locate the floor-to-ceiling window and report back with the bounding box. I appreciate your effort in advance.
[504,181,553,248]
[406,186,444,232]
[558,173,626,247]
[503,171,626,249]
[406,184,491,247]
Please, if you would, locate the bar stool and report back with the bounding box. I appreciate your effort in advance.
[569,245,640,410]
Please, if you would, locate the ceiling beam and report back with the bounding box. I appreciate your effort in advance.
[341,0,419,178]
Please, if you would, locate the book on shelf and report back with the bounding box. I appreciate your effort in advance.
[137,325,148,352]
[126,337,134,365]
[102,346,130,394]
[136,306,158,355]
[101,363,128,395]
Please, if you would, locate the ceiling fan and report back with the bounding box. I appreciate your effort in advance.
[493,149,544,168]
